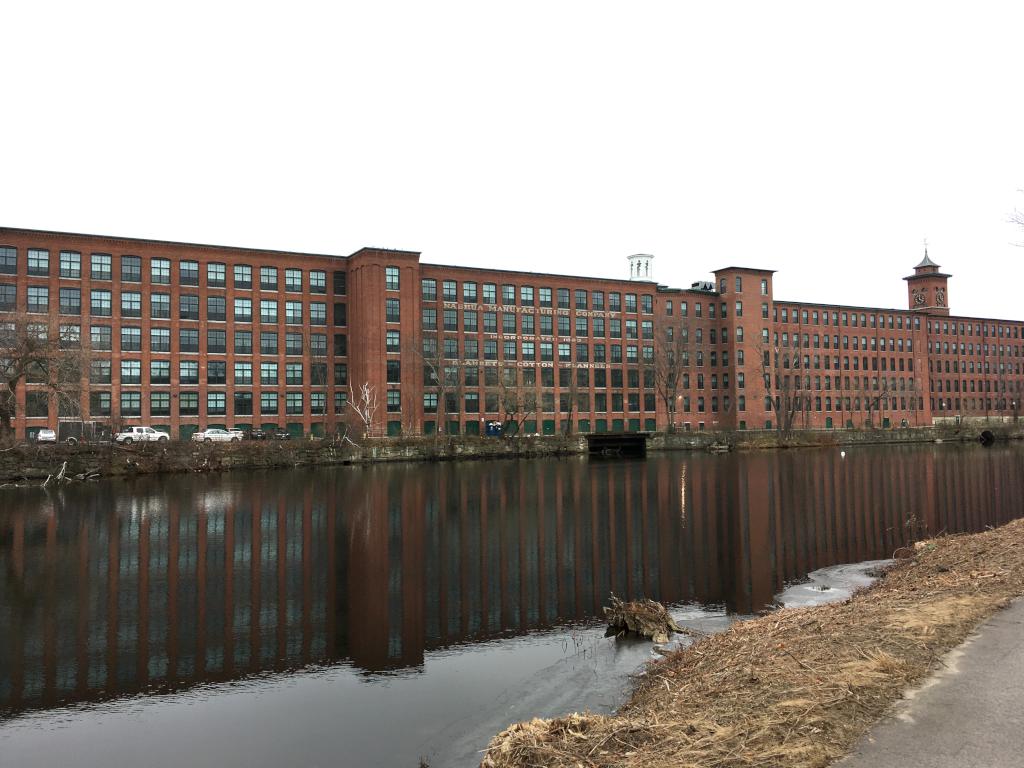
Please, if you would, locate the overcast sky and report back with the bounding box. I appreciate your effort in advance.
[4,2,1024,320]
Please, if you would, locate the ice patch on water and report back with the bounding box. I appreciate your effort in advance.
[777,559,894,608]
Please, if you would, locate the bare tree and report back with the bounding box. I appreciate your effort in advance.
[348,382,379,438]
[0,314,90,439]
[646,327,689,431]
[758,342,803,435]
[409,334,464,438]
[489,365,538,435]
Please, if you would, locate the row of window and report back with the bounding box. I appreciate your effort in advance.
[7,284,333,324]
[932,378,1023,393]
[0,247,336,293]
[84,360,345,386]
[420,278,654,313]
[928,341,1024,357]
[931,359,1022,375]
[776,306,924,331]
[6,322,344,357]
[772,332,915,352]
[928,319,1023,339]
[419,391,657,414]
[419,308,655,338]
[22,390,330,418]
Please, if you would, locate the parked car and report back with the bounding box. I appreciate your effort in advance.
[114,426,170,445]
[250,429,291,440]
[227,428,247,440]
[35,428,57,444]
[192,428,241,443]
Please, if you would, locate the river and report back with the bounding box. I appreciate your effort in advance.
[1,443,1023,767]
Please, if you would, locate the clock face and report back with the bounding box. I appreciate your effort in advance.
[913,289,926,305]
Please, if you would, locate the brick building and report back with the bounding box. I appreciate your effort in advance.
[1,226,1022,440]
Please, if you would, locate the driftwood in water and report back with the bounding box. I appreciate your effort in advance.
[604,594,683,643]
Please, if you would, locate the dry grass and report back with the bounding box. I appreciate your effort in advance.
[480,518,1024,768]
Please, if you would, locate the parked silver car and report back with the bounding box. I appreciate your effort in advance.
[35,428,57,444]
[192,428,241,443]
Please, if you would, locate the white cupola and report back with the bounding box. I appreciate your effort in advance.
[628,253,653,281]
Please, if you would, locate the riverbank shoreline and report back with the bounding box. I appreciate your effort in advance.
[1,424,1020,486]
[479,518,1024,768]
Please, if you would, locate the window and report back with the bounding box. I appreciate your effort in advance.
[421,278,437,300]
[385,298,400,323]
[281,301,301,325]
[283,267,302,292]
[179,392,199,415]
[260,299,278,323]
[502,312,515,333]
[122,325,143,352]
[286,362,303,385]
[27,286,48,313]
[205,360,226,385]
[641,295,653,313]
[333,302,347,326]
[521,286,535,306]
[90,360,112,384]
[115,291,140,318]
[0,283,14,311]
[234,392,253,416]
[90,325,112,350]
[260,266,277,290]
[151,327,170,352]
[179,361,199,385]
[151,293,170,319]
[442,280,457,301]
[334,334,347,356]
[609,292,621,312]
[259,331,277,354]
[310,270,326,293]
[207,329,226,353]
[260,393,279,415]
[179,328,199,353]
[207,262,226,287]
[285,392,303,415]
[150,360,171,384]
[120,359,142,384]
[234,298,252,322]
[0,246,16,274]
[387,360,401,384]
[556,288,570,309]
[234,264,252,289]
[333,270,347,295]
[151,258,170,284]
[59,287,81,315]
[207,295,226,321]
[539,287,552,307]
[761,278,769,295]
[385,266,400,291]
[423,393,438,412]
[179,294,200,320]
[287,332,304,355]
[261,363,278,385]
[120,392,142,417]
[180,260,199,286]
[58,251,81,279]
[28,249,49,276]
[207,393,226,416]
[463,281,477,302]
[235,330,253,354]
[483,283,497,304]
[310,302,326,325]
[625,294,637,312]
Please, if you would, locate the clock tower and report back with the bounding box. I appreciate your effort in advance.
[904,248,950,316]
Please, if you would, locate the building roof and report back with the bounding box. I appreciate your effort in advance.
[914,251,940,269]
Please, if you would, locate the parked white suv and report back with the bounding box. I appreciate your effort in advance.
[114,426,170,445]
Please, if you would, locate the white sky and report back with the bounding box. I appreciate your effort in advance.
[4,1,1024,320]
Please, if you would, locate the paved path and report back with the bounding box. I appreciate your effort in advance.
[837,598,1024,768]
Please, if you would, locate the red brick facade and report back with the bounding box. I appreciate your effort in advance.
[2,226,1022,439]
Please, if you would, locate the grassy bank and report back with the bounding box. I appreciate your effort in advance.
[481,518,1024,768]
[0,435,585,485]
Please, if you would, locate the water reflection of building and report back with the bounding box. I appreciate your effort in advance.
[3,447,1023,714]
